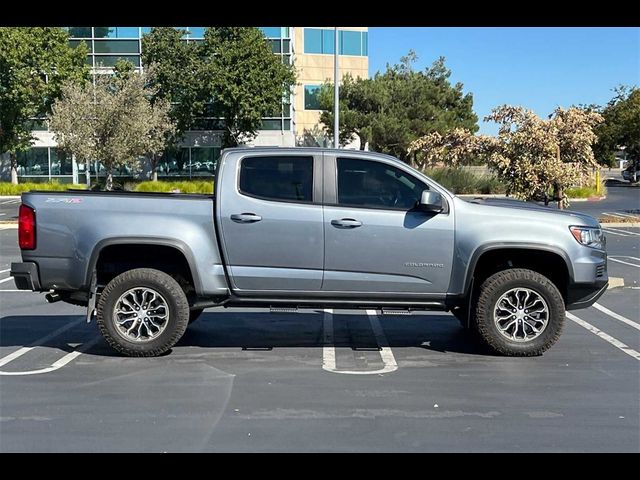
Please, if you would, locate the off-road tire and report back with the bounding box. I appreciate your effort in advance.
[96,268,189,357]
[474,268,565,356]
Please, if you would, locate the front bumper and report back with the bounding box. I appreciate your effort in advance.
[10,262,41,291]
[566,279,608,310]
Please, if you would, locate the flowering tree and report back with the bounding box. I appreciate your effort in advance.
[409,105,603,208]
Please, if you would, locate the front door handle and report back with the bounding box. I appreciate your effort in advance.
[331,218,362,228]
[231,213,262,223]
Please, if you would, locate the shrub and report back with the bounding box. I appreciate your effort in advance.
[565,185,606,199]
[134,180,214,194]
[423,168,506,195]
[0,182,86,195]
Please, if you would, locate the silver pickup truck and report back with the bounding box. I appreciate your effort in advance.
[11,147,608,357]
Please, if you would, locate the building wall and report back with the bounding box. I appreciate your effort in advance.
[292,27,369,143]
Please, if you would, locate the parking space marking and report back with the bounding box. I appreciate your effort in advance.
[0,269,10,274]
[0,277,14,284]
[0,318,83,367]
[593,303,640,331]
[365,309,398,373]
[605,227,640,237]
[603,229,631,237]
[609,257,640,268]
[322,309,398,375]
[0,336,101,376]
[566,312,640,361]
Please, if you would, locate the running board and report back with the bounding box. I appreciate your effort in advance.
[225,296,447,311]
[270,306,299,313]
[380,308,413,315]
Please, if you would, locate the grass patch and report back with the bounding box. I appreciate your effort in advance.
[134,180,214,194]
[565,185,606,199]
[423,168,507,195]
[0,182,86,196]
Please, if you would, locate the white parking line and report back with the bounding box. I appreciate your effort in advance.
[593,303,640,332]
[603,229,630,237]
[0,318,83,367]
[620,256,640,262]
[0,336,101,376]
[0,213,6,216]
[605,227,640,236]
[0,277,14,284]
[609,257,640,268]
[0,269,10,274]
[566,312,640,361]
[322,309,398,375]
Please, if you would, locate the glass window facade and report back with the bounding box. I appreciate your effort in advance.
[304,28,323,54]
[188,27,206,39]
[94,55,141,67]
[50,149,73,176]
[304,28,368,56]
[17,148,49,177]
[93,40,140,54]
[259,27,289,39]
[16,148,74,178]
[304,85,321,110]
[92,27,141,39]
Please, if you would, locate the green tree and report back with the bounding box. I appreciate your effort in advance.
[318,52,478,164]
[0,27,88,183]
[201,27,297,147]
[49,62,175,190]
[141,27,207,140]
[592,86,640,167]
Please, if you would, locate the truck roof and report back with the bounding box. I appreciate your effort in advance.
[221,146,403,164]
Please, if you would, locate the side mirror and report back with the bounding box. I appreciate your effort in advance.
[418,190,443,213]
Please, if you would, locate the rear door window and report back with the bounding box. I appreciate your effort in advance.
[239,156,314,203]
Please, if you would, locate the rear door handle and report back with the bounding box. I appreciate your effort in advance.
[331,218,362,228]
[231,213,262,223]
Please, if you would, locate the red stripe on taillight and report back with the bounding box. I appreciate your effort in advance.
[18,204,36,250]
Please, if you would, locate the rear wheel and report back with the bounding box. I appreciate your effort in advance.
[96,268,189,357]
[473,268,565,356]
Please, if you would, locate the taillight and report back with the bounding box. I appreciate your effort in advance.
[18,204,36,250]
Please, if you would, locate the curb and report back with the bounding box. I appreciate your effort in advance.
[568,196,607,202]
[0,196,21,199]
[608,277,625,289]
[600,222,640,228]
[458,194,607,202]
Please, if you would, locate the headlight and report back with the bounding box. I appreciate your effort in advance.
[569,226,605,249]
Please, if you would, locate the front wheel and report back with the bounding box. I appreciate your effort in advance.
[474,268,565,356]
[96,268,190,357]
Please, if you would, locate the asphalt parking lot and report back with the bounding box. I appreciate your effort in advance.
[0,182,638,452]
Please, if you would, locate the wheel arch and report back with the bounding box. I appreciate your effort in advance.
[86,237,203,295]
[463,243,574,301]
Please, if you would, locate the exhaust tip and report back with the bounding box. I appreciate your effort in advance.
[45,292,62,303]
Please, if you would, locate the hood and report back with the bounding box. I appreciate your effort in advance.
[459,196,600,226]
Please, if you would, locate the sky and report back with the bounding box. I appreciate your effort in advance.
[368,27,640,135]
